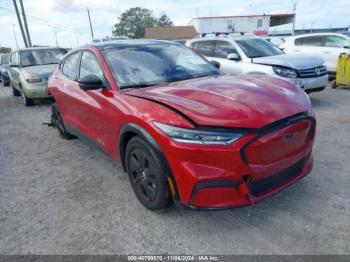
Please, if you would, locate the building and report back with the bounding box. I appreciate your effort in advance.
[188,13,295,36]
[144,26,198,44]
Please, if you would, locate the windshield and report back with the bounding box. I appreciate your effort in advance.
[20,48,66,67]
[1,54,9,64]
[236,38,284,58]
[103,42,220,88]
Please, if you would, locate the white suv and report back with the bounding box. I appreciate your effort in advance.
[280,33,350,77]
[186,35,328,93]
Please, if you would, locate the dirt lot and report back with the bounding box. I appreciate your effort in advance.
[0,82,349,255]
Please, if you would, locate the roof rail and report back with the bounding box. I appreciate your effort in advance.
[193,32,255,39]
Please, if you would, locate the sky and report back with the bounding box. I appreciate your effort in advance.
[0,0,349,49]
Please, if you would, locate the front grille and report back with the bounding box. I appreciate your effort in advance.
[248,159,305,196]
[298,66,327,78]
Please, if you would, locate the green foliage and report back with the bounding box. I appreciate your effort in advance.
[113,7,173,39]
[0,47,11,53]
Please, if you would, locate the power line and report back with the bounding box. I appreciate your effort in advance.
[0,6,81,35]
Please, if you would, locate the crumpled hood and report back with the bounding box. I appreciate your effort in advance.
[126,75,311,129]
[22,64,57,81]
[253,54,325,70]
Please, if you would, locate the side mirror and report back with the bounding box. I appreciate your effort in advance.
[210,60,221,69]
[343,42,350,49]
[227,53,240,61]
[78,74,105,90]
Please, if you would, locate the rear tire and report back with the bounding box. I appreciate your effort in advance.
[21,88,34,106]
[11,82,20,96]
[125,136,172,211]
[51,103,75,139]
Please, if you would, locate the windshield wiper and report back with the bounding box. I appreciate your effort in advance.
[119,82,163,90]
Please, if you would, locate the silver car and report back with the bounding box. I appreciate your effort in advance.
[8,47,66,106]
[187,35,328,93]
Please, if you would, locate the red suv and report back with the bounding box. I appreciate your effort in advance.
[48,40,316,211]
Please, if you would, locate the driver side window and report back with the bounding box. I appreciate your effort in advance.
[79,51,104,80]
[214,41,238,59]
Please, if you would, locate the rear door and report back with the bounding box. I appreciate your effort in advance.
[292,35,324,58]
[57,51,87,133]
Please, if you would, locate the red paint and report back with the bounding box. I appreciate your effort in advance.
[48,44,316,209]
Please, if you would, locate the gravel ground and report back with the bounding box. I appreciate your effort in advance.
[0,83,349,255]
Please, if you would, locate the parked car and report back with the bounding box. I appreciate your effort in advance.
[280,33,350,77]
[0,53,10,86]
[186,35,328,93]
[8,47,66,106]
[48,40,316,211]
[264,36,285,47]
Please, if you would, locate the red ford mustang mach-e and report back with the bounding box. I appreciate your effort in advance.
[48,40,316,210]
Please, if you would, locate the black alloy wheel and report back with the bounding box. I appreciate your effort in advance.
[125,136,171,210]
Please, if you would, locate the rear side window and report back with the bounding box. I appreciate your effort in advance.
[196,41,215,57]
[62,52,81,80]
[79,51,104,80]
[214,41,238,58]
[295,36,322,46]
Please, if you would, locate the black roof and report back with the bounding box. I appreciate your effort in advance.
[90,39,179,50]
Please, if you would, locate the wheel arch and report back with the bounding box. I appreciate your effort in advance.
[118,123,180,201]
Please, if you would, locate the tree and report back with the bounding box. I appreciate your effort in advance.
[0,47,11,53]
[156,14,173,27]
[113,7,173,39]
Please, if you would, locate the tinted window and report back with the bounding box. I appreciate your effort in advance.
[1,54,9,64]
[236,38,283,58]
[324,36,348,47]
[214,41,238,58]
[197,41,215,57]
[62,52,81,80]
[10,52,18,65]
[20,48,66,67]
[79,51,103,80]
[190,42,199,51]
[103,42,220,88]
[295,36,322,46]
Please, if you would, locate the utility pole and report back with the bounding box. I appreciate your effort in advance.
[292,2,297,35]
[87,8,94,40]
[19,0,32,47]
[12,0,28,47]
[12,24,19,48]
[54,32,59,46]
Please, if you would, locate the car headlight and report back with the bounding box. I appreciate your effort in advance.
[273,66,298,78]
[23,72,42,83]
[153,122,246,145]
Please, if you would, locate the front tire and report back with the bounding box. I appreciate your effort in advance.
[21,88,34,106]
[11,82,20,96]
[51,103,75,139]
[125,136,172,211]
